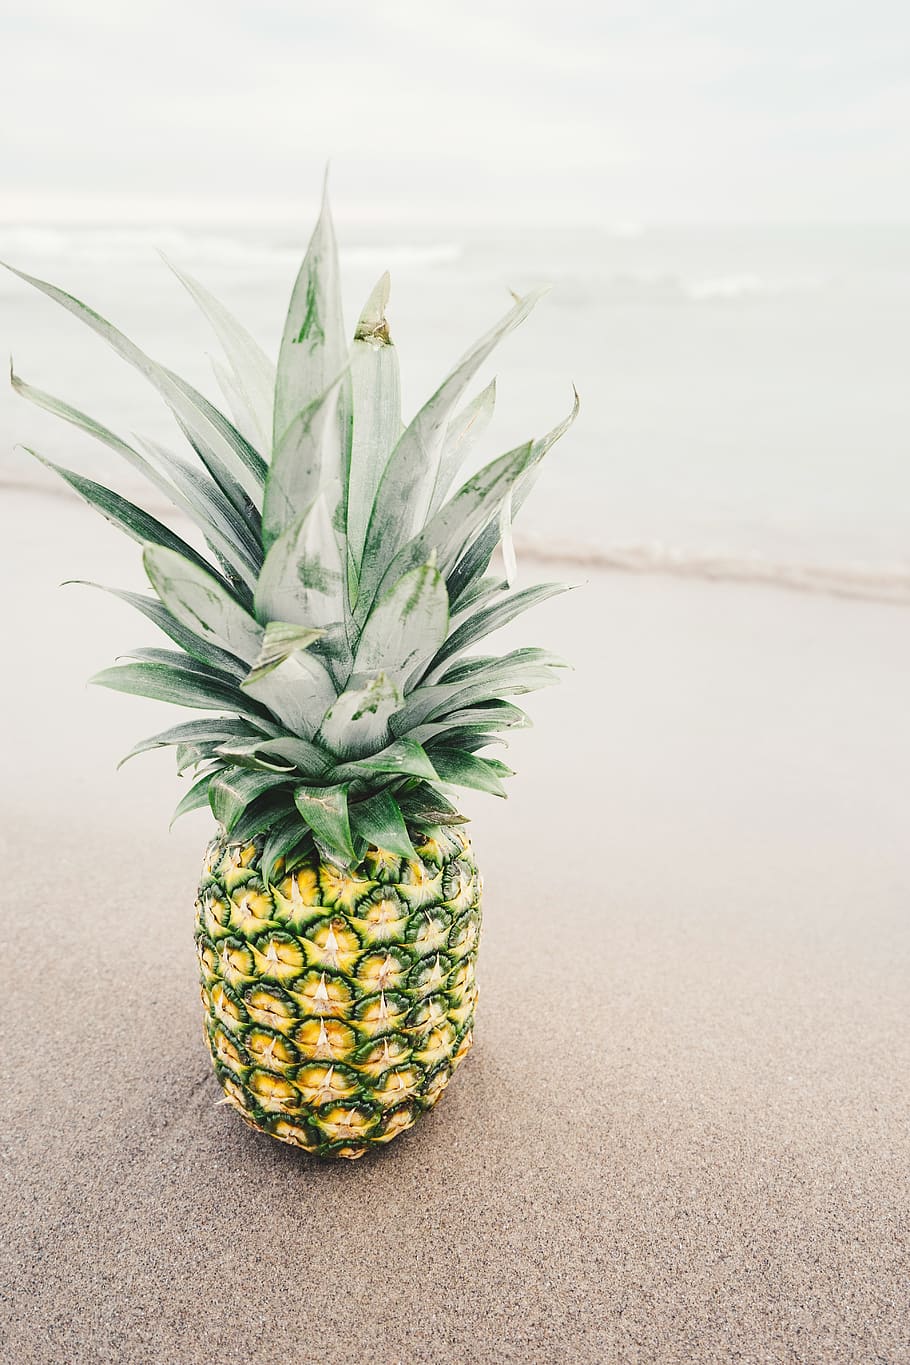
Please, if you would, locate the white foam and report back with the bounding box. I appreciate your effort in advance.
[513,536,910,606]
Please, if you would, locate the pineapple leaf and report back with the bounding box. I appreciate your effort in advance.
[397,784,469,827]
[424,582,572,681]
[260,812,313,887]
[498,488,517,587]
[408,701,530,745]
[293,783,355,864]
[392,658,563,733]
[118,717,268,769]
[67,581,249,680]
[317,673,402,761]
[437,647,566,686]
[12,368,260,588]
[21,447,221,582]
[264,371,348,551]
[215,736,331,778]
[428,748,509,797]
[2,261,266,509]
[448,396,578,609]
[449,575,506,620]
[90,661,271,723]
[162,255,275,457]
[357,288,547,612]
[242,650,338,741]
[228,791,300,845]
[428,377,496,518]
[377,389,579,611]
[244,621,326,686]
[170,771,219,827]
[328,737,438,785]
[209,767,294,833]
[255,493,346,633]
[175,740,220,774]
[347,272,402,577]
[270,181,350,548]
[121,646,241,688]
[130,433,262,581]
[143,545,263,665]
[349,790,414,859]
[353,560,449,685]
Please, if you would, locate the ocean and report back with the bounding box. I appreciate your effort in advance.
[2,221,908,602]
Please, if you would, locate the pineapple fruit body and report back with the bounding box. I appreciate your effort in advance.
[196,827,481,1158]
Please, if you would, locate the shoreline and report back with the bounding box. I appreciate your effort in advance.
[5,474,909,608]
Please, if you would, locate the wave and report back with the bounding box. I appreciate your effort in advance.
[0,225,462,272]
[3,477,905,606]
[684,272,826,302]
[514,536,910,606]
[0,226,830,301]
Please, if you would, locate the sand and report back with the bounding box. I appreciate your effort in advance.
[1,485,909,1364]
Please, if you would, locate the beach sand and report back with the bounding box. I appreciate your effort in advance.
[2,485,908,1364]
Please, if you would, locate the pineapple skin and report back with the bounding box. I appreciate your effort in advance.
[195,827,481,1159]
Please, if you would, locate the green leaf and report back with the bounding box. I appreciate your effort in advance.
[90,661,271,723]
[12,367,260,588]
[317,674,402,761]
[143,545,263,665]
[264,373,348,551]
[3,261,266,509]
[392,656,563,733]
[68,581,249,680]
[498,487,517,586]
[118,717,265,768]
[428,377,496,518]
[358,288,547,612]
[328,737,439,785]
[21,447,219,581]
[255,494,346,634]
[347,272,401,576]
[349,790,414,859]
[260,812,313,887]
[425,582,572,681]
[397,784,469,827]
[269,181,350,547]
[449,575,506,620]
[437,647,566,687]
[293,783,355,864]
[428,748,509,797]
[244,621,326,685]
[242,650,338,740]
[419,727,503,755]
[215,736,331,778]
[132,433,262,582]
[353,560,449,685]
[171,771,219,827]
[448,392,578,608]
[229,791,300,844]
[121,645,239,684]
[209,767,294,833]
[162,255,275,457]
[372,390,579,614]
[408,701,530,745]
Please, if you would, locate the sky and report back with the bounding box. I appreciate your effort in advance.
[1,0,909,224]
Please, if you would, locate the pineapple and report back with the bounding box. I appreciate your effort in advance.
[6,185,576,1158]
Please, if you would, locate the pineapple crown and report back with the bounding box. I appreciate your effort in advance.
[6,184,577,875]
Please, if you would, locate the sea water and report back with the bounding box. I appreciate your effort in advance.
[1,221,908,601]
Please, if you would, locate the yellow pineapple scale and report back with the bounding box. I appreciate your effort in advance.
[195,828,482,1159]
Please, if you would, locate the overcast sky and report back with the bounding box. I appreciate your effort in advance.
[2,0,909,224]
